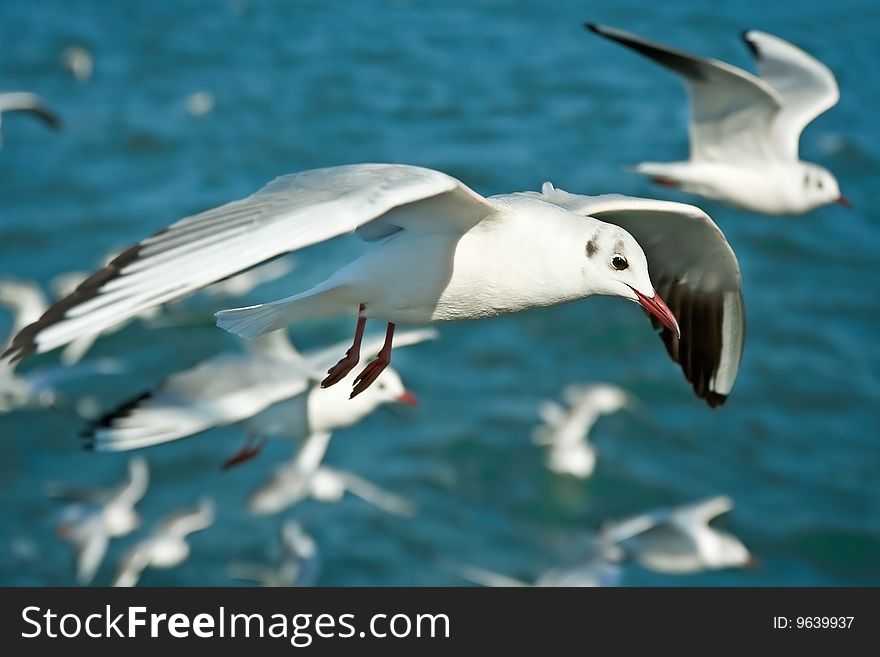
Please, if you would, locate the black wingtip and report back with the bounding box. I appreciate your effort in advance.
[705,391,727,408]
[584,22,600,34]
[741,30,760,58]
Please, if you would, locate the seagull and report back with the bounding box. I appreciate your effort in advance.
[0,92,61,147]
[3,163,744,406]
[112,497,215,587]
[185,90,215,117]
[227,520,320,587]
[613,495,756,574]
[532,383,631,478]
[246,429,417,517]
[47,456,149,585]
[85,328,432,468]
[587,24,847,215]
[61,45,93,83]
[450,511,658,587]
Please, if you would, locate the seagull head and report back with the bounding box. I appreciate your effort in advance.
[359,366,417,408]
[801,163,848,210]
[584,223,680,339]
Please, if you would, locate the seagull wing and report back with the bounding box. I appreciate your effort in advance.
[0,92,62,130]
[3,164,497,363]
[112,543,151,587]
[541,186,744,407]
[672,495,734,528]
[587,24,784,163]
[330,468,417,517]
[85,351,312,451]
[742,31,839,160]
[159,498,215,536]
[114,456,150,507]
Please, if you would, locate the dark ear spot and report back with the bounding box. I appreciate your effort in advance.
[586,240,598,257]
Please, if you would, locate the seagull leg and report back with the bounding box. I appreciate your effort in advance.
[321,304,367,388]
[222,435,269,470]
[350,322,395,398]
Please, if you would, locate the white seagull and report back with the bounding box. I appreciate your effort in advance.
[112,497,215,587]
[0,278,49,335]
[587,24,847,215]
[3,164,744,406]
[613,495,756,574]
[451,511,658,587]
[85,328,432,468]
[227,520,321,587]
[532,383,631,478]
[0,92,61,147]
[47,456,149,585]
[61,45,94,83]
[246,429,417,517]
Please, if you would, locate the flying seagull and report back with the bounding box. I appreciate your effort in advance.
[3,164,743,405]
[587,24,847,215]
[532,383,631,478]
[48,456,149,585]
[112,497,214,587]
[85,328,431,467]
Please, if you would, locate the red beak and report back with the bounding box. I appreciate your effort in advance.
[396,390,418,406]
[836,195,851,209]
[629,286,681,340]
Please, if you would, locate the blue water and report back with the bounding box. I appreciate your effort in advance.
[1,0,878,586]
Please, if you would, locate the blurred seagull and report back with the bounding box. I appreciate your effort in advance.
[587,24,846,215]
[47,456,149,585]
[0,92,61,147]
[614,495,756,574]
[112,497,215,587]
[246,429,416,517]
[451,511,658,587]
[227,520,320,587]
[532,383,631,478]
[4,164,744,406]
[61,45,93,83]
[85,328,433,468]
[185,90,215,117]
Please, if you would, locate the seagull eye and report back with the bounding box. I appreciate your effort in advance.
[817,178,824,189]
[611,255,628,271]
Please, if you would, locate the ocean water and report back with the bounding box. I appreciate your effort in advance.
[0,0,878,587]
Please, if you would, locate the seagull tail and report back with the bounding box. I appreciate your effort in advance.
[215,284,353,340]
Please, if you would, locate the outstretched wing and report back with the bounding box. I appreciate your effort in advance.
[742,31,839,160]
[587,24,784,163]
[4,164,497,363]
[541,185,744,407]
[159,498,215,536]
[0,92,62,130]
[85,352,313,451]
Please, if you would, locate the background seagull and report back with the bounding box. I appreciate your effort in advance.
[0,278,48,335]
[0,92,61,148]
[246,430,417,517]
[612,495,756,574]
[4,164,744,406]
[85,328,431,467]
[47,456,149,585]
[532,383,631,478]
[60,45,93,83]
[227,520,320,587]
[587,24,847,215]
[449,511,659,587]
[112,497,215,587]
